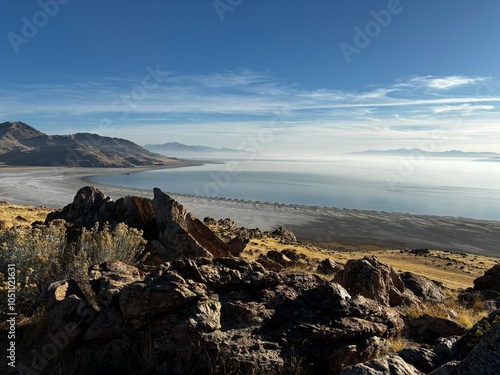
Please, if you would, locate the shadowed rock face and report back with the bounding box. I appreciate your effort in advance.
[473,263,500,292]
[44,258,404,374]
[45,186,231,261]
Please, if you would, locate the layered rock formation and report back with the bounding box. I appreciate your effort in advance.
[45,186,231,261]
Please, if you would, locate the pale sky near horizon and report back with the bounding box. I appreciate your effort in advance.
[1,0,500,155]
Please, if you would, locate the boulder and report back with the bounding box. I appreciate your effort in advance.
[398,348,437,373]
[473,263,500,292]
[339,354,424,375]
[333,256,405,307]
[400,272,444,301]
[89,261,145,307]
[316,258,340,275]
[47,294,97,350]
[227,236,249,256]
[42,279,87,310]
[271,226,297,243]
[266,250,292,267]
[407,314,467,344]
[430,320,500,375]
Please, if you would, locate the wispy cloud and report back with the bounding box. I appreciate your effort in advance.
[399,75,490,91]
[1,72,499,152]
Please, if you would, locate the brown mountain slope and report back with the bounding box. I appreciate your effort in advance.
[0,121,175,167]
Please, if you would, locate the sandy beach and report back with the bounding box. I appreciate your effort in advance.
[1,166,499,257]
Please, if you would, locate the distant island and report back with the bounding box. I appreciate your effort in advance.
[0,121,176,167]
[348,148,500,158]
[143,142,251,158]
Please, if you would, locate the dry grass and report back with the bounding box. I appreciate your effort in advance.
[243,238,496,290]
[0,201,53,228]
[404,293,489,329]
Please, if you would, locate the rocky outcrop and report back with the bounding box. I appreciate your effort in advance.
[430,313,500,375]
[43,257,404,374]
[333,256,405,307]
[473,263,500,292]
[45,186,232,261]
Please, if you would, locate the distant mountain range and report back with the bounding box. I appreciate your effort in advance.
[143,142,250,158]
[0,121,175,167]
[348,148,500,158]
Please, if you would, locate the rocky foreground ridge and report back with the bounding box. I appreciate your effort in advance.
[36,187,500,374]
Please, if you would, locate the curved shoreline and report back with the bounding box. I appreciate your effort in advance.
[0,166,499,257]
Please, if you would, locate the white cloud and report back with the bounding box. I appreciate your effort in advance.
[1,72,500,153]
[432,104,494,115]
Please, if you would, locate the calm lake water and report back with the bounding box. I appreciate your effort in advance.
[87,156,500,220]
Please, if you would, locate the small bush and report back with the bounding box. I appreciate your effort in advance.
[0,220,146,317]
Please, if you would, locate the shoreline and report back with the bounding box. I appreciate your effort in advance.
[0,165,499,257]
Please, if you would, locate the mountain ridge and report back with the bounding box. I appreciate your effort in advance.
[0,121,176,167]
[144,141,250,157]
[348,148,500,157]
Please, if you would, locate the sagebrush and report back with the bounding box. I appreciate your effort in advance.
[0,220,146,316]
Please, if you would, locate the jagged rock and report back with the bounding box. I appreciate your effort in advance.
[218,218,235,228]
[44,256,405,374]
[430,320,500,375]
[47,294,96,350]
[398,348,437,373]
[256,254,284,272]
[339,354,424,375]
[333,256,405,307]
[266,250,292,267]
[45,186,111,227]
[281,249,300,262]
[317,258,340,275]
[473,263,500,292]
[152,187,230,260]
[433,336,460,366]
[227,236,249,256]
[271,226,297,243]
[89,261,145,307]
[42,279,87,310]
[400,272,444,301]
[407,314,467,344]
[46,186,232,262]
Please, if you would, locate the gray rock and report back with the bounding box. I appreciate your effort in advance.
[400,272,444,301]
[408,314,467,344]
[473,263,500,292]
[333,256,405,307]
[339,354,424,375]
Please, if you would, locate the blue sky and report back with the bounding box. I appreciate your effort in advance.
[1,0,499,154]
